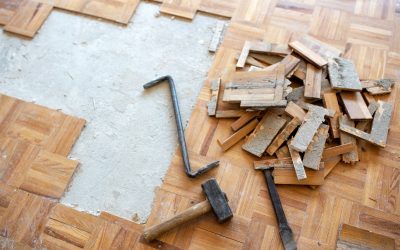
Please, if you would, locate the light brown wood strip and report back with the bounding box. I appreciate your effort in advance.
[304,63,322,99]
[323,92,341,138]
[289,40,328,68]
[218,119,258,151]
[340,91,372,120]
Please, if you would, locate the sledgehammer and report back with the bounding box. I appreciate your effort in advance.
[142,178,233,242]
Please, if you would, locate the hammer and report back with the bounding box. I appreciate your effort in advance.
[142,178,233,242]
[257,166,297,250]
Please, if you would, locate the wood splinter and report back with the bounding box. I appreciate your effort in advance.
[288,141,307,180]
[339,101,393,147]
[207,78,221,116]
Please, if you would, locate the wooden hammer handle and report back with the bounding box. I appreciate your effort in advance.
[143,200,211,242]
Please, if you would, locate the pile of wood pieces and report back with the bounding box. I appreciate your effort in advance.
[208,35,395,186]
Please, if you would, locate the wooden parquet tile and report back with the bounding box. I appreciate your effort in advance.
[0,0,399,249]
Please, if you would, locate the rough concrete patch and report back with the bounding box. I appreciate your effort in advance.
[0,2,223,222]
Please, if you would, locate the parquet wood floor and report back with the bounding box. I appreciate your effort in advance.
[0,0,399,249]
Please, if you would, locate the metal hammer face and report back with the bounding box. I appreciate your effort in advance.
[201,178,233,223]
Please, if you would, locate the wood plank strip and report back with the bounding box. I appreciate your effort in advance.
[340,92,372,120]
[266,117,301,156]
[339,114,359,164]
[273,164,324,185]
[230,111,260,131]
[4,0,53,38]
[290,106,329,152]
[218,119,258,151]
[303,124,329,170]
[289,40,328,68]
[322,143,355,160]
[207,78,221,116]
[285,101,306,121]
[339,101,393,147]
[275,145,290,159]
[288,142,307,180]
[236,41,252,68]
[361,79,395,95]
[215,110,246,118]
[304,63,322,99]
[242,111,286,157]
[209,21,226,53]
[328,57,362,91]
[323,92,341,138]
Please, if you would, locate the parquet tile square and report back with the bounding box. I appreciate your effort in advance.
[0,94,85,157]
[309,6,350,42]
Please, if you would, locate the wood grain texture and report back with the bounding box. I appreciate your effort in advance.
[289,40,328,67]
[218,119,258,151]
[339,114,359,164]
[160,0,201,19]
[304,63,322,99]
[207,78,221,116]
[288,142,307,180]
[336,224,395,250]
[242,111,286,157]
[266,117,301,156]
[303,124,329,170]
[340,91,373,120]
[4,0,53,38]
[323,92,341,138]
[49,0,140,24]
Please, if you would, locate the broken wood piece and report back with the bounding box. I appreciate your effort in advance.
[303,124,329,170]
[215,110,246,118]
[290,105,330,152]
[237,41,290,68]
[355,102,379,131]
[323,92,341,138]
[225,65,289,108]
[254,158,292,169]
[288,142,307,180]
[285,101,306,121]
[273,164,324,185]
[296,101,336,118]
[276,145,290,159]
[339,101,393,147]
[292,60,307,80]
[286,87,305,103]
[218,119,258,151]
[231,111,260,131]
[323,155,341,178]
[236,41,252,68]
[336,224,396,250]
[262,54,301,77]
[207,78,221,116]
[250,53,283,66]
[266,117,302,156]
[254,158,324,185]
[322,143,355,160]
[242,112,286,157]
[328,57,362,91]
[289,40,328,68]
[297,35,342,60]
[340,92,372,120]
[234,54,266,68]
[361,79,395,95]
[208,21,226,53]
[339,115,359,164]
[304,63,322,99]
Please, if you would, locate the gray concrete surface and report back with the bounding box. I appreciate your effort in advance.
[0,2,222,222]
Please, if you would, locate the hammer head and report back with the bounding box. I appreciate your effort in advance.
[201,178,233,223]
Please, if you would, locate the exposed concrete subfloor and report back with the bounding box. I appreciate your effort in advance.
[0,2,222,222]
